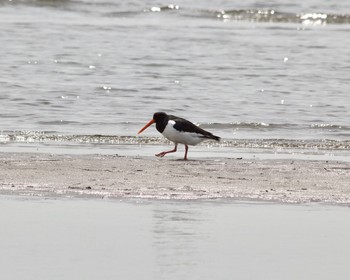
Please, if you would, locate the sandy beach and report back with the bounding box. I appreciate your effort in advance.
[1,152,349,204]
[1,152,350,280]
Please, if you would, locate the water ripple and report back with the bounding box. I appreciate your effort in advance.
[1,132,350,151]
[3,1,350,24]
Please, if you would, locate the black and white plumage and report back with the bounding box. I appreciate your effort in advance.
[138,112,220,160]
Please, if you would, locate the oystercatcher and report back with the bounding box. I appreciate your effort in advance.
[137,112,220,160]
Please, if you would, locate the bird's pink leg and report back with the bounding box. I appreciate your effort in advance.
[184,144,189,160]
[156,144,177,158]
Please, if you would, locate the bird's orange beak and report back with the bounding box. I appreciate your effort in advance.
[137,119,155,134]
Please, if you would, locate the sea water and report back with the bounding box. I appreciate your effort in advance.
[0,0,349,152]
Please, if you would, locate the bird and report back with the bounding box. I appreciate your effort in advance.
[137,112,220,160]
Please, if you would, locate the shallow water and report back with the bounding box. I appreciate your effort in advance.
[1,0,350,149]
[1,196,349,280]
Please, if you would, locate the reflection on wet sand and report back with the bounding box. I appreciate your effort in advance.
[152,203,209,278]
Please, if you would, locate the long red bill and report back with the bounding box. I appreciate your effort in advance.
[137,119,155,134]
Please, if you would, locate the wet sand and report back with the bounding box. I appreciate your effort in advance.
[1,152,349,204]
[1,152,350,280]
[1,196,350,280]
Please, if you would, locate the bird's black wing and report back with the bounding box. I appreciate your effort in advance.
[169,115,220,141]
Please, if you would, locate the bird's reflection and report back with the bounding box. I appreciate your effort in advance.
[152,202,209,278]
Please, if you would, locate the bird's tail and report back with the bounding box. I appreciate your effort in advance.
[203,134,220,141]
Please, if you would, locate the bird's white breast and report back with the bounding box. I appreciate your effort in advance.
[162,120,204,146]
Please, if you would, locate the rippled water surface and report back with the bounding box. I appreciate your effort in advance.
[1,0,350,149]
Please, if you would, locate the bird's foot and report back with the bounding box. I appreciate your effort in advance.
[155,152,166,158]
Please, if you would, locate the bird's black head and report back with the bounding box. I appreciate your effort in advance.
[138,112,170,135]
[153,112,168,123]
[153,112,169,133]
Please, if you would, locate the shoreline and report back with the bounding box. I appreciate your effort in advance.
[1,152,349,205]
